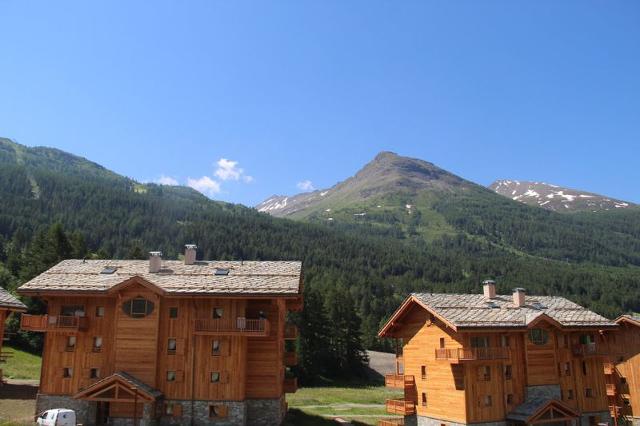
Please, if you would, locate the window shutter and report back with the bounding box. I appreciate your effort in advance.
[175,371,184,382]
[217,405,229,417]
[57,337,67,352]
[175,338,185,355]
[82,368,91,379]
[221,339,231,356]
[221,371,229,384]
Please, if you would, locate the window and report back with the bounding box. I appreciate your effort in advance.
[528,328,549,345]
[211,372,221,383]
[66,336,76,351]
[580,334,595,344]
[585,388,594,398]
[479,365,491,381]
[471,336,489,348]
[504,365,512,380]
[621,377,628,385]
[501,335,511,347]
[562,334,569,347]
[421,392,427,407]
[483,395,492,407]
[212,340,221,356]
[563,362,571,376]
[213,308,224,319]
[165,404,173,416]
[439,337,445,349]
[61,305,84,316]
[169,307,178,318]
[90,368,100,379]
[165,403,182,417]
[421,366,427,380]
[93,336,103,352]
[63,368,73,378]
[506,394,514,405]
[168,338,177,354]
[96,306,105,317]
[122,297,154,318]
[567,389,574,400]
[167,371,176,382]
[582,361,587,375]
[209,405,227,418]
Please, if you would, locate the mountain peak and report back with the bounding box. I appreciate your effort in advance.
[489,180,635,213]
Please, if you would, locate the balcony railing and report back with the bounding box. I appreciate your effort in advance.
[606,384,616,396]
[378,419,405,426]
[572,343,606,357]
[284,351,298,366]
[435,347,510,362]
[384,374,415,389]
[20,314,89,332]
[284,324,298,340]
[284,377,297,393]
[193,317,269,336]
[385,399,416,416]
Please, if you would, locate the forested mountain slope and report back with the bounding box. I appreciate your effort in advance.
[1,139,640,380]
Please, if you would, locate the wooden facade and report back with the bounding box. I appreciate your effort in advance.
[378,285,617,426]
[601,315,640,425]
[18,253,302,426]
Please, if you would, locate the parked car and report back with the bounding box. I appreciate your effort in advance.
[35,409,76,426]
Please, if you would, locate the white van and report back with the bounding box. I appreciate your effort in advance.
[35,409,76,426]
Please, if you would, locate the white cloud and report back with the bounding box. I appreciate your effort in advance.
[243,175,254,183]
[297,180,315,191]
[187,176,221,196]
[156,175,179,186]
[215,158,243,181]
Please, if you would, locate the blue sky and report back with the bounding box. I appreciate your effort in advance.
[1,1,639,206]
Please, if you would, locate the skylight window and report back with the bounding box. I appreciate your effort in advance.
[531,302,547,310]
[214,268,229,276]
[101,266,117,275]
[485,301,500,309]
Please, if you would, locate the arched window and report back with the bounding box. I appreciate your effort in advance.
[122,297,154,318]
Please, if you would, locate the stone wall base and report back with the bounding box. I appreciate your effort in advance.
[413,414,506,426]
[579,411,611,426]
[36,394,285,426]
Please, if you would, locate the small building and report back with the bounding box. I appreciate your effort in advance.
[378,281,617,426]
[601,315,640,426]
[0,287,27,381]
[18,246,303,426]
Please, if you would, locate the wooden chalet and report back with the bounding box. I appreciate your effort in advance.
[378,281,618,426]
[17,246,303,426]
[0,287,27,382]
[601,315,640,426]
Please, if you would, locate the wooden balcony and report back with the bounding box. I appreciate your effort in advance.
[572,343,606,357]
[20,314,89,333]
[378,419,404,426]
[284,324,298,340]
[283,377,297,393]
[384,374,415,390]
[604,362,615,375]
[284,351,298,366]
[386,399,415,416]
[606,384,616,396]
[193,318,269,336]
[435,347,510,362]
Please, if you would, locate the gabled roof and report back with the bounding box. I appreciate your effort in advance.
[18,259,303,296]
[379,292,616,336]
[0,287,27,312]
[616,314,640,328]
[74,371,162,402]
[507,398,579,423]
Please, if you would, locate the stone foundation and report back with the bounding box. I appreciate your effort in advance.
[579,411,611,426]
[36,394,285,426]
[410,414,505,426]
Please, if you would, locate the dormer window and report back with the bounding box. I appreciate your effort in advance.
[122,297,154,318]
[528,328,549,345]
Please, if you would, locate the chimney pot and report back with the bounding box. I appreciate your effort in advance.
[513,287,526,307]
[483,279,496,299]
[149,251,162,273]
[185,244,197,265]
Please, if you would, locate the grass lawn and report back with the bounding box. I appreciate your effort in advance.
[286,385,403,425]
[1,346,41,380]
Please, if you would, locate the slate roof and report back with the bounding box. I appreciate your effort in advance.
[412,293,616,329]
[18,259,302,296]
[506,398,578,422]
[0,287,27,311]
[74,371,163,400]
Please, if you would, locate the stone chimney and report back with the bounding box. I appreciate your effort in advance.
[184,244,197,265]
[513,288,526,307]
[149,251,162,273]
[483,280,496,299]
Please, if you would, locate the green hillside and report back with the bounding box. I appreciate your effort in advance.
[1,138,640,381]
